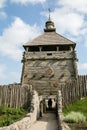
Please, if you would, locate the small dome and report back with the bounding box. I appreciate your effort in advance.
[44,20,56,32]
[46,20,54,29]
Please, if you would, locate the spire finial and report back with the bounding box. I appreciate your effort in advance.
[44,8,56,32]
[48,8,51,21]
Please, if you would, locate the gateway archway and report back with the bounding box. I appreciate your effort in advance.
[39,95,57,117]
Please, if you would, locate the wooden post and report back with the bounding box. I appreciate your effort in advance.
[40,101,43,117]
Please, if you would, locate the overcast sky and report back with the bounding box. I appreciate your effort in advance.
[0,0,87,85]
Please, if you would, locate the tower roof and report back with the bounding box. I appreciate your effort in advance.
[24,31,75,47]
[24,19,76,47]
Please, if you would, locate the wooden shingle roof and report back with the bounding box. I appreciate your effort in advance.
[24,20,76,47]
[24,32,75,47]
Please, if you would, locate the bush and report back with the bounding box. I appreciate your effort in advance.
[0,106,28,127]
[64,111,86,123]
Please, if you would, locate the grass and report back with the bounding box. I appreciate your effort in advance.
[63,98,87,117]
[63,98,87,130]
[0,106,28,127]
[64,111,86,123]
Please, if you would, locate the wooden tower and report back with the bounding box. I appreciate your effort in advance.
[21,19,78,95]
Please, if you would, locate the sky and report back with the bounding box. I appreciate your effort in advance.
[0,0,87,85]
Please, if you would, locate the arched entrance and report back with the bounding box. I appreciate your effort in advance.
[39,95,57,117]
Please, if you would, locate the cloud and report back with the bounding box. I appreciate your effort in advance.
[10,0,46,5]
[43,2,86,37]
[0,17,40,61]
[51,9,84,36]
[58,0,87,14]
[40,0,87,46]
[54,0,87,36]
[0,0,6,8]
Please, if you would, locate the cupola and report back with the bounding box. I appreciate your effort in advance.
[44,9,56,32]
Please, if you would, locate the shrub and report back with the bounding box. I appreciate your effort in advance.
[64,111,86,123]
[0,106,28,127]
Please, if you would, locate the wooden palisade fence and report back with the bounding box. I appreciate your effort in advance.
[0,75,87,109]
[0,84,31,109]
[60,75,87,107]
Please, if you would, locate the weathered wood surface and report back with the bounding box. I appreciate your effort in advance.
[21,57,77,95]
[60,75,87,107]
[0,84,31,108]
[0,75,87,109]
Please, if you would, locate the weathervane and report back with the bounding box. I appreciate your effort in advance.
[48,8,51,21]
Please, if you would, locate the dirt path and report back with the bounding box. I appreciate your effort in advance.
[28,113,58,130]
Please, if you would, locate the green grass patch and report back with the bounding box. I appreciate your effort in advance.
[63,98,87,117]
[0,106,28,127]
[64,111,86,123]
[63,98,87,129]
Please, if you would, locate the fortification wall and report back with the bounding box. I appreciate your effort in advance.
[60,75,87,107]
[0,90,40,130]
[0,83,31,108]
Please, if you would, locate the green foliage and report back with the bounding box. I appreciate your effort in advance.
[64,111,86,123]
[0,106,28,127]
[0,117,14,127]
[63,98,87,117]
[0,105,7,114]
[63,98,87,124]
